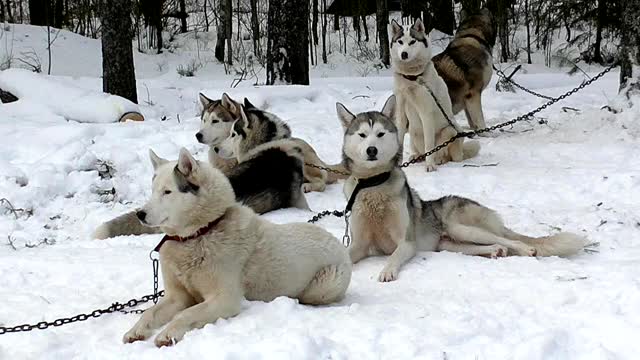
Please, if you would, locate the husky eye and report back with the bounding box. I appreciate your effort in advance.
[377,132,385,138]
[164,190,172,195]
[231,133,236,137]
[211,120,219,124]
[358,133,366,138]
[409,40,416,45]
[397,40,403,45]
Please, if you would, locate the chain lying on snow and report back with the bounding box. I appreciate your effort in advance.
[493,64,555,101]
[0,250,164,335]
[305,62,617,220]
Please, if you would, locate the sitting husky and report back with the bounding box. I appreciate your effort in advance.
[196,93,348,192]
[335,95,586,282]
[390,19,480,171]
[123,148,351,347]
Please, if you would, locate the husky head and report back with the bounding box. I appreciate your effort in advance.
[336,96,400,176]
[390,19,431,74]
[458,8,496,47]
[137,148,235,237]
[195,93,241,147]
[217,99,291,160]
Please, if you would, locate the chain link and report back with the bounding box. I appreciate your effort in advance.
[494,66,556,100]
[304,162,350,176]
[400,63,617,168]
[0,290,165,335]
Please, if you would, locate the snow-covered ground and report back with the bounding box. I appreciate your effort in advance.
[1,24,640,359]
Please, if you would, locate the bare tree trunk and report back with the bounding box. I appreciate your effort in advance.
[376,0,390,66]
[54,0,62,27]
[266,0,309,85]
[236,0,240,40]
[226,0,232,64]
[321,0,327,63]
[101,0,137,104]
[250,0,260,57]
[361,15,369,42]
[1,1,5,22]
[593,0,606,64]
[312,0,318,45]
[619,0,640,93]
[203,0,209,31]
[525,0,531,64]
[6,0,14,22]
[353,16,361,42]
[333,13,339,31]
[215,0,228,62]
[29,0,51,25]
[179,0,187,32]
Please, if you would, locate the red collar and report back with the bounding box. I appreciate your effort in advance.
[153,212,227,252]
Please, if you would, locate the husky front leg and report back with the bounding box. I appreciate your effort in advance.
[378,220,416,282]
[463,93,488,133]
[154,286,242,347]
[415,104,437,172]
[395,95,410,154]
[123,267,195,343]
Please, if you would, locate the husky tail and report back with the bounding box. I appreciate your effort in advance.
[93,211,160,240]
[463,140,481,160]
[502,227,587,257]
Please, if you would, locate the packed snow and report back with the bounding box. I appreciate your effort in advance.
[1,23,640,360]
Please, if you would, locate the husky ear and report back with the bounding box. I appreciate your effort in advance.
[460,9,469,22]
[199,93,214,107]
[380,95,396,119]
[238,105,251,130]
[221,93,239,117]
[412,18,425,34]
[177,148,198,177]
[149,149,168,171]
[243,98,257,109]
[336,102,356,129]
[390,19,402,37]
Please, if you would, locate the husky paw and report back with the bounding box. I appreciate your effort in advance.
[378,267,399,282]
[489,245,508,258]
[123,327,151,344]
[424,161,437,172]
[154,326,186,348]
[515,245,537,257]
[302,183,313,193]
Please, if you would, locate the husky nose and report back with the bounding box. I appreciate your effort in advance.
[401,51,408,60]
[136,210,147,222]
[195,132,204,143]
[366,146,378,157]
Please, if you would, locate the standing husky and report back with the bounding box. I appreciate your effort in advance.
[433,8,496,132]
[198,94,348,191]
[336,96,586,282]
[123,148,351,347]
[390,19,479,171]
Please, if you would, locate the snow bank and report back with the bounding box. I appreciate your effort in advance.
[0,68,140,123]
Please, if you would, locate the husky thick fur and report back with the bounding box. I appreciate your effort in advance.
[390,19,479,171]
[336,96,586,282]
[122,148,351,347]
[433,8,496,131]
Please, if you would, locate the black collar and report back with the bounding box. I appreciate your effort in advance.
[458,34,492,49]
[399,72,424,82]
[153,211,227,252]
[345,172,392,212]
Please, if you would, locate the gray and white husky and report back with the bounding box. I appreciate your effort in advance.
[197,94,348,192]
[336,95,587,282]
[390,18,480,171]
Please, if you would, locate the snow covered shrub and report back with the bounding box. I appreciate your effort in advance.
[176,59,203,77]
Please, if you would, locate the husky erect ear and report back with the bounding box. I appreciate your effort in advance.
[237,106,251,130]
[460,9,469,22]
[412,18,425,34]
[177,148,198,177]
[149,149,168,171]
[221,93,240,117]
[390,19,402,37]
[336,102,356,129]
[243,98,257,109]
[380,95,396,119]
[199,93,214,107]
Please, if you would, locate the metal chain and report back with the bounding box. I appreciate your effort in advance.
[0,290,165,335]
[304,162,350,176]
[494,65,555,101]
[400,63,617,168]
